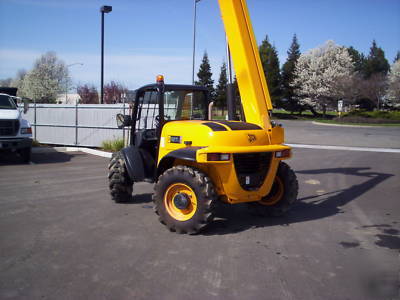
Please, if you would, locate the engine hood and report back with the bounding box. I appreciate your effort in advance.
[0,109,19,120]
[161,120,271,149]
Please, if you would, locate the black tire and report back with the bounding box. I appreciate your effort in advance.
[19,147,31,163]
[249,162,298,217]
[108,151,133,203]
[153,165,217,234]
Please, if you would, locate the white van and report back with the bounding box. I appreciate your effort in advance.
[0,92,33,162]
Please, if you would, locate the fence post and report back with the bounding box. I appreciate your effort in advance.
[33,99,37,141]
[122,98,126,146]
[75,101,78,146]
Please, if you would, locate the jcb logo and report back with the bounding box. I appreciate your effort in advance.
[247,134,256,143]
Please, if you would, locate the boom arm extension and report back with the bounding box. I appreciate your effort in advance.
[218,0,273,129]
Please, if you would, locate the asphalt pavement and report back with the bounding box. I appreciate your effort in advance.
[280,120,400,149]
[1,125,399,299]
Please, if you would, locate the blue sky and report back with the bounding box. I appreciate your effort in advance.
[0,0,399,90]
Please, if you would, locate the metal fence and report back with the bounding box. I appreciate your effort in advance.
[23,103,177,147]
[24,103,130,147]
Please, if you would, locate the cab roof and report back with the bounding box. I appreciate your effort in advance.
[136,84,208,93]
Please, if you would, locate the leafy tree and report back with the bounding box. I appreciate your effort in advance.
[11,69,27,94]
[196,51,214,99]
[359,74,388,109]
[291,40,354,116]
[259,35,281,106]
[364,40,390,78]
[281,34,301,113]
[347,46,366,74]
[214,62,227,109]
[19,52,69,103]
[77,84,99,104]
[0,78,12,87]
[104,81,127,104]
[386,60,400,104]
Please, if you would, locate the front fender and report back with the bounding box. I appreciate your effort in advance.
[157,147,202,177]
[121,146,145,182]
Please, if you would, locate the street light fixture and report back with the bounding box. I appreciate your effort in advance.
[100,5,112,104]
[192,0,202,85]
[65,63,83,103]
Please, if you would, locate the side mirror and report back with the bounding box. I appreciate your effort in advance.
[116,113,132,128]
[23,98,29,114]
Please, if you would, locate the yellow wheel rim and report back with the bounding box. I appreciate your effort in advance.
[259,176,284,206]
[164,183,197,221]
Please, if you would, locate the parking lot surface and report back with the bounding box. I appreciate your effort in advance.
[0,148,399,300]
[282,120,400,148]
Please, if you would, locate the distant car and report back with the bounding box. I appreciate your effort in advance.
[0,91,32,163]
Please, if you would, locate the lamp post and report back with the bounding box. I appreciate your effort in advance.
[100,5,112,104]
[192,0,202,85]
[65,63,83,103]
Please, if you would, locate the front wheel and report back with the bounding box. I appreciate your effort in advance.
[249,162,298,216]
[19,147,31,163]
[153,165,217,234]
[108,151,133,203]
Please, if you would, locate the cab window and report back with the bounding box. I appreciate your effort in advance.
[164,90,207,121]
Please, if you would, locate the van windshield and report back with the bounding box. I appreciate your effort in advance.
[0,94,17,109]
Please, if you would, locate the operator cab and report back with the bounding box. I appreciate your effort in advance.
[116,76,209,181]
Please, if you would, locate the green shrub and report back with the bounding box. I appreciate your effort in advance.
[342,110,400,121]
[334,110,400,124]
[101,138,125,152]
[31,139,41,147]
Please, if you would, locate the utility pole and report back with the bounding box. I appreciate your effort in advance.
[100,5,112,104]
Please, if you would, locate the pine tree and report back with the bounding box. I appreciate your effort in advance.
[214,62,228,109]
[347,46,366,74]
[196,51,214,99]
[281,34,301,112]
[259,35,281,106]
[364,40,390,78]
[394,51,400,63]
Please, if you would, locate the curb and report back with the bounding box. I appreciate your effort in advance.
[32,146,112,158]
[312,121,400,128]
[287,143,400,153]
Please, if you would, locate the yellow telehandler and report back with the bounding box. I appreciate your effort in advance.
[108,0,298,234]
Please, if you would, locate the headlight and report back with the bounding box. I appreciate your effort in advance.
[207,153,230,161]
[21,127,32,134]
[275,149,291,158]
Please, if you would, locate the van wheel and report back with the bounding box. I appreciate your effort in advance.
[153,165,216,234]
[249,162,298,216]
[19,147,31,163]
[108,151,133,203]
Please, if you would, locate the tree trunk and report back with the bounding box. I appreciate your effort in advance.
[307,105,319,117]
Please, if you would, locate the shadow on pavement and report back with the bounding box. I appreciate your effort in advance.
[31,152,76,164]
[125,193,153,204]
[0,151,75,165]
[202,167,394,236]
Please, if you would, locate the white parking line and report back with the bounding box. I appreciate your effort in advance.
[287,143,400,153]
[32,144,400,160]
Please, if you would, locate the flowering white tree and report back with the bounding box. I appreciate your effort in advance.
[20,52,69,103]
[291,40,354,115]
[386,60,400,104]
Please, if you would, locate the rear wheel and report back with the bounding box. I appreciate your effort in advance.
[153,165,216,234]
[249,162,298,216]
[108,151,133,203]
